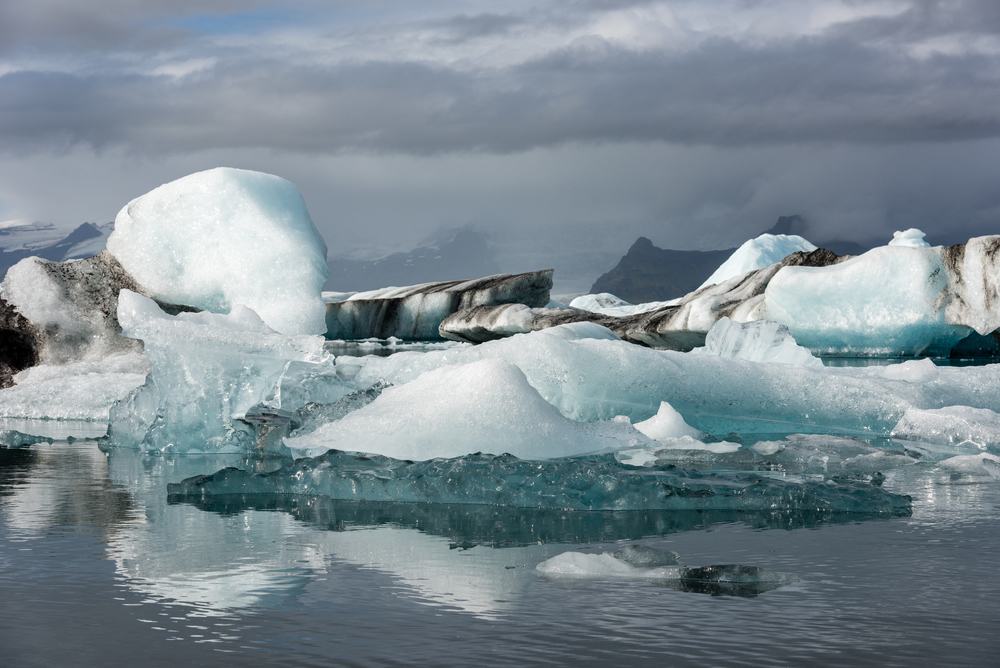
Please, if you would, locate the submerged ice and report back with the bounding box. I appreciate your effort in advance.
[168,449,912,514]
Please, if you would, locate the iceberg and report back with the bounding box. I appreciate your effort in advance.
[325,269,552,341]
[698,233,818,289]
[0,251,157,378]
[167,449,912,513]
[535,551,797,596]
[284,358,650,460]
[757,237,1000,356]
[356,323,1000,437]
[891,405,1000,452]
[106,167,329,336]
[439,248,846,350]
[440,233,1000,358]
[692,316,823,367]
[105,291,335,454]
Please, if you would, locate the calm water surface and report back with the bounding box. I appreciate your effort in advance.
[2,441,999,667]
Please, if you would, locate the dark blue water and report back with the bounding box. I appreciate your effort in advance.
[2,442,999,667]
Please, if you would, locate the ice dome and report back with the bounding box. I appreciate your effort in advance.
[106,167,329,335]
[699,234,817,289]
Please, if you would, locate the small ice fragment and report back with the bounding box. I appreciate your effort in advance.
[610,545,679,567]
[888,229,931,248]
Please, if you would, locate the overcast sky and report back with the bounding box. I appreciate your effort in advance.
[2,0,1000,276]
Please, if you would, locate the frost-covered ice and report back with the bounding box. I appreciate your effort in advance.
[889,229,931,248]
[891,405,1000,451]
[106,168,329,335]
[699,234,817,289]
[284,358,650,460]
[169,449,912,513]
[633,401,707,441]
[105,291,335,453]
[0,352,148,421]
[693,317,822,367]
[935,453,1000,476]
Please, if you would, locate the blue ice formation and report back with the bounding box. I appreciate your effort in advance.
[167,449,912,514]
[105,291,337,453]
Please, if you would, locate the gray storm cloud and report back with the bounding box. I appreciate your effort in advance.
[1,0,999,285]
[2,1,999,153]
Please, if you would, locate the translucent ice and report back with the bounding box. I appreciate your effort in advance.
[353,324,1000,437]
[168,449,913,513]
[891,405,1000,452]
[0,352,148,421]
[693,317,822,367]
[284,358,651,460]
[699,233,817,289]
[106,168,329,335]
[760,237,1000,356]
[105,291,333,453]
[936,453,1000,475]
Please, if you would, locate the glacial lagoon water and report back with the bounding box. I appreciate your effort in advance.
[2,439,999,667]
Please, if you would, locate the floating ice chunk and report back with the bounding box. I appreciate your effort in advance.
[693,317,822,367]
[535,551,798,595]
[936,452,1000,475]
[284,358,650,460]
[569,293,632,311]
[881,358,940,383]
[169,449,913,513]
[891,405,1000,452]
[761,243,986,356]
[106,168,329,335]
[634,401,706,441]
[105,291,333,453]
[611,544,680,567]
[699,234,817,289]
[0,352,148,421]
[328,270,552,340]
[355,323,1000,436]
[888,229,931,248]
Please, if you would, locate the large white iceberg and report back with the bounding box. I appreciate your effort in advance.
[106,168,329,335]
[284,357,650,460]
[699,233,817,289]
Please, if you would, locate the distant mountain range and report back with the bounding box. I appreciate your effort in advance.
[0,221,113,280]
[325,228,500,292]
[590,216,871,304]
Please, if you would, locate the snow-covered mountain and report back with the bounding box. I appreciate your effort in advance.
[0,220,113,280]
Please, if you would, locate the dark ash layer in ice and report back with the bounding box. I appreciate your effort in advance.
[168,450,912,514]
[325,269,552,341]
[440,249,845,349]
[0,250,194,387]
